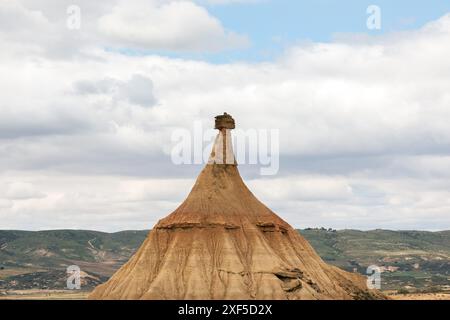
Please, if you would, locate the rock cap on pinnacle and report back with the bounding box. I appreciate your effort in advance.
[209,113,237,166]
[215,112,235,130]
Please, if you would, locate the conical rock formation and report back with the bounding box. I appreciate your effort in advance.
[90,114,384,300]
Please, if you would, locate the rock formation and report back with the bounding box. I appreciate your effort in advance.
[89,113,384,300]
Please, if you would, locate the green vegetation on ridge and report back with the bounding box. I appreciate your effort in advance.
[0,229,449,292]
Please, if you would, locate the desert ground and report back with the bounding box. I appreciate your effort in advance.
[1,229,449,299]
[388,293,450,300]
[0,289,90,300]
[1,290,449,300]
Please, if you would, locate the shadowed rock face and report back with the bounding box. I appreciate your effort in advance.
[89,115,385,300]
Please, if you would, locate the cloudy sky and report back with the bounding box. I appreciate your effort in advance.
[1,0,450,231]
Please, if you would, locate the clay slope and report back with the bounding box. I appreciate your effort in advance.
[89,163,385,300]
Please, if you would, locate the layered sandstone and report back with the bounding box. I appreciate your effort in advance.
[89,114,384,300]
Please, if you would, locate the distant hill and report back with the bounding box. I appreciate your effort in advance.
[0,229,449,293]
[300,229,450,292]
[0,230,148,290]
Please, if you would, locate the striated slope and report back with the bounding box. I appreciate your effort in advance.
[89,163,384,300]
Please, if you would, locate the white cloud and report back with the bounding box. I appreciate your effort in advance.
[0,173,192,230]
[248,176,354,202]
[98,0,249,52]
[0,1,48,32]
[1,1,450,231]
[0,0,248,58]
[75,74,157,107]
[1,182,46,200]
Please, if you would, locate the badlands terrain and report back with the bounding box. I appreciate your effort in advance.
[1,229,449,299]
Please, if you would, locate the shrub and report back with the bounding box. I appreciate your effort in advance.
[397,288,409,294]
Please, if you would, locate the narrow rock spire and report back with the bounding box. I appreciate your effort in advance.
[208,112,237,166]
[89,113,385,300]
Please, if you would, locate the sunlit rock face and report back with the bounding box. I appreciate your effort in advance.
[89,114,385,300]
